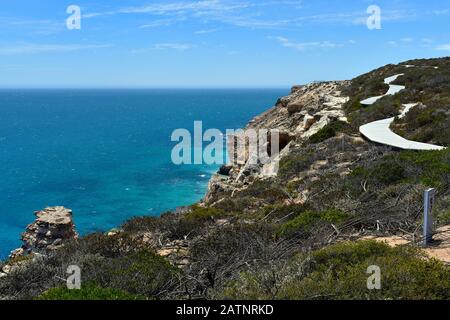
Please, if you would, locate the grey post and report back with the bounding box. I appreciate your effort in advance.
[423,188,436,246]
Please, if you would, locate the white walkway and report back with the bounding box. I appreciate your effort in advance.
[360,74,405,105]
[359,75,445,151]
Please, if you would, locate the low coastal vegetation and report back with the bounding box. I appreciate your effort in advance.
[307,120,349,144]
[221,241,450,300]
[1,58,449,300]
[276,209,349,238]
[38,285,144,300]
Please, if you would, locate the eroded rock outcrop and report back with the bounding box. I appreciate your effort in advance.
[203,80,350,206]
[9,206,78,259]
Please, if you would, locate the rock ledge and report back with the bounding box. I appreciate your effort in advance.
[9,206,78,259]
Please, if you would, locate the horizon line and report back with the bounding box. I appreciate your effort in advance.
[0,86,294,90]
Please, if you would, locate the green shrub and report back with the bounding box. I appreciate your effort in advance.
[351,160,406,186]
[238,179,289,204]
[286,179,302,194]
[184,206,226,222]
[38,284,143,300]
[122,207,226,240]
[350,149,450,188]
[221,241,450,300]
[308,121,348,144]
[122,216,162,233]
[190,223,276,291]
[399,149,450,187]
[255,203,312,223]
[70,232,145,258]
[282,242,450,300]
[438,209,450,225]
[372,161,406,184]
[278,152,314,178]
[348,95,403,130]
[213,196,254,213]
[100,249,179,298]
[277,209,349,237]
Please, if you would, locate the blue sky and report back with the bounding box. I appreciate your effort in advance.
[0,0,449,88]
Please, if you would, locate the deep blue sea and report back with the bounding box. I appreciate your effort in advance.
[0,89,287,258]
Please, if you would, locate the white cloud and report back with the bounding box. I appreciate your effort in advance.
[154,43,195,50]
[120,0,250,14]
[271,36,341,52]
[85,0,251,18]
[82,0,304,29]
[387,38,439,48]
[132,43,196,53]
[351,9,417,25]
[0,43,112,55]
[436,44,450,51]
[82,1,444,32]
[139,17,186,28]
[0,18,65,35]
[194,28,219,34]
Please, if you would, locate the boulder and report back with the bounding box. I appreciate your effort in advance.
[303,114,316,131]
[218,164,233,176]
[287,101,304,115]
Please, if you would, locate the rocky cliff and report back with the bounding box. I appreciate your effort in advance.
[204,58,450,218]
[204,80,351,206]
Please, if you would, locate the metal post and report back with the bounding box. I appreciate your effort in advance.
[423,188,436,246]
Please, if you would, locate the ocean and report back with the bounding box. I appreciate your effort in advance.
[0,88,287,258]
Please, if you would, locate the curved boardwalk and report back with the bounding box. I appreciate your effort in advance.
[359,73,445,151]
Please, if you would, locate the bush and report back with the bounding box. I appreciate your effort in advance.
[399,149,450,187]
[213,196,254,213]
[308,121,348,144]
[189,223,277,293]
[122,207,226,241]
[68,232,146,258]
[97,249,179,298]
[38,284,143,300]
[258,203,311,222]
[184,206,226,223]
[237,179,289,204]
[348,95,403,130]
[371,161,406,184]
[122,215,163,233]
[276,209,349,238]
[278,152,314,178]
[350,149,450,188]
[351,160,406,186]
[437,208,450,225]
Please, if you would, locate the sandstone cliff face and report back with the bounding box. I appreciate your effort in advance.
[204,80,350,206]
[9,206,78,259]
[252,81,349,136]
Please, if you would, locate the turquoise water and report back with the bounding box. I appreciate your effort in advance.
[0,89,287,258]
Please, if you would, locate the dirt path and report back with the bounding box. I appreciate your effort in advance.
[362,225,450,264]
